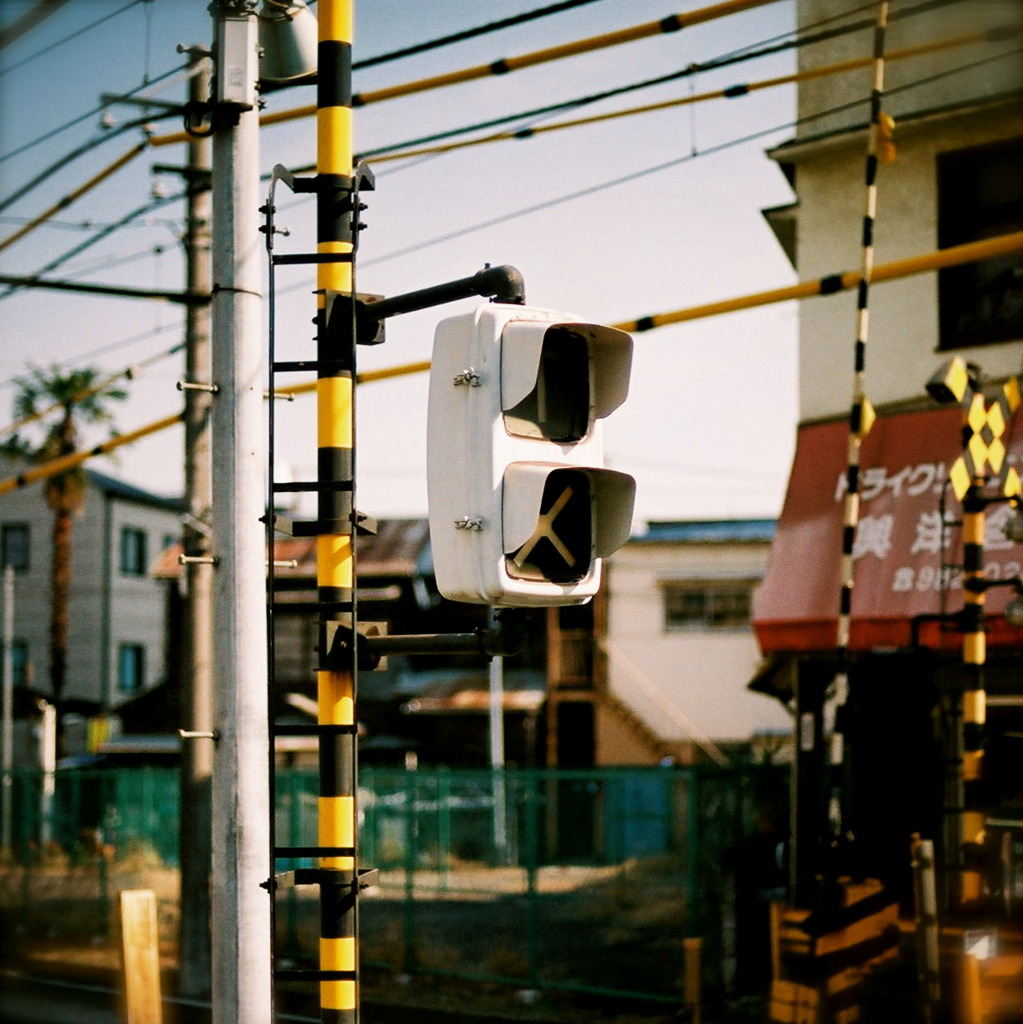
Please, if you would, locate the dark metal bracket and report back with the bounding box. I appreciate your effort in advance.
[326,263,527,346]
[267,866,380,892]
[325,610,528,671]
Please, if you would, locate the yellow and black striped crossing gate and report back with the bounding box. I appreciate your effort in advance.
[770,880,901,1024]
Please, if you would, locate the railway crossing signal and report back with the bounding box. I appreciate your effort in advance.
[427,302,635,606]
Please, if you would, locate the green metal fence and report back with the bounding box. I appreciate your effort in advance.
[1,761,787,1008]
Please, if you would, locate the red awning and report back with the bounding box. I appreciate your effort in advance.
[754,405,1023,654]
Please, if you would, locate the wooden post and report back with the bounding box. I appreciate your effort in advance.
[683,936,702,1023]
[120,889,162,1024]
[911,835,941,1022]
[962,953,983,1024]
[769,901,782,983]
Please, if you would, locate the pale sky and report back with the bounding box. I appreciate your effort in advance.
[0,0,800,527]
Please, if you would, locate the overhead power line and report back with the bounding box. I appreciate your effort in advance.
[62,242,169,281]
[0,0,70,50]
[0,342,184,440]
[351,0,963,162]
[0,189,187,302]
[0,413,185,497]
[244,0,960,164]
[360,117,793,268]
[0,142,149,253]
[352,0,607,70]
[365,25,1021,166]
[357,45,1022,269]
[0,0,141,71]
[276,230,1023,390]
[0,274,207,305]
[270,51,1018,304]
[0,56,190,173]
[2,226,1017,494]
[0,361,433,495]
[243,0,781,137]
[57,322,185,368]
[352,0,780,107]
[614,231,1023,333]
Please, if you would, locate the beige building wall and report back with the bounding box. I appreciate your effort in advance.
[787,102,1023,421]
[602,534,791,763]
[774,0,1023,420]
[796,1,1021,138]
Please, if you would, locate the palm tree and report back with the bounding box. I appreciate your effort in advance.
[4,365,126,714]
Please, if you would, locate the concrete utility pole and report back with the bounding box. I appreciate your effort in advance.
[488,613,508,863]
[208,4,271,1022]
[1,564,13,855]
[177,55,214,1000]
[39,699,55,846]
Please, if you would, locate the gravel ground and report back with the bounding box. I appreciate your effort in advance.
[0,859,727,1023]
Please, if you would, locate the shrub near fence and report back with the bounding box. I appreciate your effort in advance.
[1,762,788,1008]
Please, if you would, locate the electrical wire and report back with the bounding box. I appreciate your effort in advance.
[0,189,186,302]
[62,243,169,281]
[615,230,1023,333]
[365,24,1018,166]
[0,215,144,232]
[276,0,963,169]
[0,0,71,50]
[253,0,781,130]
[361,121,796,268]
[0,0,143,77]
[265,42,1018,307]
[360,44,1022,268]
[619,454,785,480]
[352,0,780,108]
[0,58,189,169]
[0,359,432,496]
[4,1,995,303]
[352,0,608,70]
[0,342,183,440]
[0,112,178,216]
[268,2,889,179]
[62,323,185,367]
[0,142,150,252]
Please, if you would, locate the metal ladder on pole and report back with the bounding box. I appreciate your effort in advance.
[261,164,378,1021]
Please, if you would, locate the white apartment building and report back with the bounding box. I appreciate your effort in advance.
[1,456,181,716]
[598,519,791,765]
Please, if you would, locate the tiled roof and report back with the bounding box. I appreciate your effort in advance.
[152,517,432,579]
[86,468,185,510]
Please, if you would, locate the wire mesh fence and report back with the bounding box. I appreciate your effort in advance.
[1,761,788,1008]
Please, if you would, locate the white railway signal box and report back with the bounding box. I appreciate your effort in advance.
[427,303,636,606]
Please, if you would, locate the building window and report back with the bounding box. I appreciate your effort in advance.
[663,581,755,631]
[1,640,29,688]
[120,526,148,576]
[118,644,146,693]
[1,524,30,573]
[937,138,1023,350]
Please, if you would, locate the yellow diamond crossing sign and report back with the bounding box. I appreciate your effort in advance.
[949,376,1022,501]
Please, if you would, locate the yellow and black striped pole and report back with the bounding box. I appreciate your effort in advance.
[830,0,890,843]
[315,1,358,1020]
[953,381,1020,911]
[959,477,986,910]
[928,364,1021,912]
